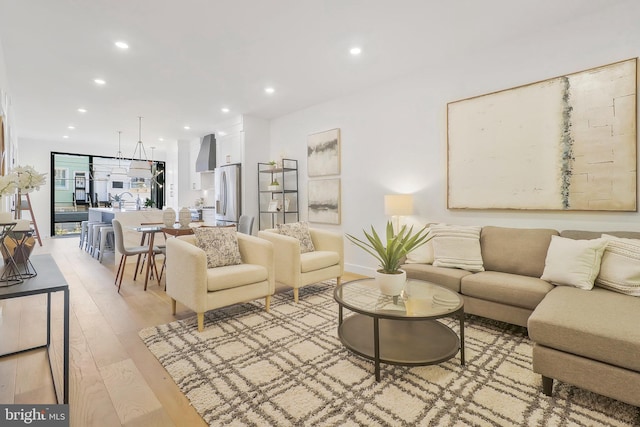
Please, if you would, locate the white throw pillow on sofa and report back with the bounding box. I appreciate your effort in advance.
[596,234,640,296]
[430,224,484,272]
[541,235,608,290]
[401,217,435,264]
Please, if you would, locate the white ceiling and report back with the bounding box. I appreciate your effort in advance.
[0,0,626,151]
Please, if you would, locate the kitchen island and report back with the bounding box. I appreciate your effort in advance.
[89,208,166,264]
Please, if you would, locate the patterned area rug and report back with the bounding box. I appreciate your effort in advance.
[139,282,640,426]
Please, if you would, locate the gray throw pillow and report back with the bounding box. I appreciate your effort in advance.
[277,221,315,253]
[193,227,242,268]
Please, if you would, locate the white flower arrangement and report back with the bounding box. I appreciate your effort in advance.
[0,165,47,196]
[14,165,47,193]
[0,173,17,197]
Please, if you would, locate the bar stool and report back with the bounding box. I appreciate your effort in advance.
[96,226,114,263]
[79,220,89,249]
[88,222,109,256]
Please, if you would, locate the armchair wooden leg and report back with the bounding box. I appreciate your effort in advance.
[294,288,299,303]
[171,298,176,315]
[197,313,204,332]
[265,295,271,312]
[337,276,341,286]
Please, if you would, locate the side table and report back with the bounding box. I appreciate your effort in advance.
[0,254,69,403]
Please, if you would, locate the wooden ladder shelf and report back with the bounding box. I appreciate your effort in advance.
[15,192,42,246]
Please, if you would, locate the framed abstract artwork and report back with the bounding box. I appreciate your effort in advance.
[447,58,637,211]
[308,128,340,177]
[308,178,341,224]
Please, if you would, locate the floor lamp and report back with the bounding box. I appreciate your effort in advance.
[384,194,414,234]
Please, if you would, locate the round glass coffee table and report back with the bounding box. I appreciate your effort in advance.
[334,277,465,381]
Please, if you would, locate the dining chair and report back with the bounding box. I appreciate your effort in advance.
[112,219,162,293]
[238,215,254,235]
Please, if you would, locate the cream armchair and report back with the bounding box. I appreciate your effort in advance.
[166,233,274,331]
[258,228,343,302]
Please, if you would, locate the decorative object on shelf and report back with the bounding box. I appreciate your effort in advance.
[163,207,176,227]
[308,178,341,224]
[447,58,637,211]
[268,160,277,170]
[346,221,431,296]
[144,198,154,208]
[308,128,340,177]
[111,131,129,181]
[128,116,152,179]
[267,200,280,212]
[267,179,280,191]
[179,207,191,227]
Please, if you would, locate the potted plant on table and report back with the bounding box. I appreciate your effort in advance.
[346,221,431,295]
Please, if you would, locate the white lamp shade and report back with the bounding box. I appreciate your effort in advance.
[110,166,129,181]
[128,160,152,178]
[384,194,413,216]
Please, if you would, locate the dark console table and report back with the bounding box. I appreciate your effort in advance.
[0,254,69,403]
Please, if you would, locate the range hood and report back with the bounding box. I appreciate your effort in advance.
[196,134,216,172]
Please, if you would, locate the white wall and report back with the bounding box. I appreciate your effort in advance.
[269,2,640,275]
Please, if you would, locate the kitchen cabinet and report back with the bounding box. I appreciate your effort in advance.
[189,139,202,190]
[216,131,243,166]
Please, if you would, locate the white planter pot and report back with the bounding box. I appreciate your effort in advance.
[376,269,407,296]
[268,185,280,191]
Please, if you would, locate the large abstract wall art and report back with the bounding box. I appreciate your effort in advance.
[308,128,340,177]
[447,58,637,211]
[308,178,341,224]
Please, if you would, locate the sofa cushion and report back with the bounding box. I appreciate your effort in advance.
[461,271,554,310]
[596,234,640,296]
[528,286,640,372]
[401,263,471,293]
[277,221,315,253]
[206,263,268,292]
[430,224,484,272]
[193,227,243,268]
[540,235,607,290]
[480,226,558,277]
[300,250,340,273]
[400,217,435,264]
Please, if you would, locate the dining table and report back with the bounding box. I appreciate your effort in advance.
[130,224,196,290]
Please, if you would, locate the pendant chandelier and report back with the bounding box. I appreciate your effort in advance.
[110,131,129,181]
[128,116,152,179]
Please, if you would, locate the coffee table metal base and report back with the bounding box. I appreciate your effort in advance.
[338,313,464,381]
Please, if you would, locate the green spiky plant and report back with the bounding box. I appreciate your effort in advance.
[346,221,431,274]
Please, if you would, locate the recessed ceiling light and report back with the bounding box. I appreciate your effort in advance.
[158,137,164,141]
[67,125,75,130]
[350,47,362,55]
[94,78,106,85]
[221,107,230,113]
[77,108,87,113]
[264,87,275,94]
[114,41,129,49]
[63,135,69,139]
[218,131,227,136]
[184,125,191,130]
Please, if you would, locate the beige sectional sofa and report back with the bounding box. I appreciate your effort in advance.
[401,225,640,407]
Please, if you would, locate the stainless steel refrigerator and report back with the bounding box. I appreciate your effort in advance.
[214,164,241,225]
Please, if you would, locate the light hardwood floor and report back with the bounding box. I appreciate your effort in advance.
[0,235,364,427]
